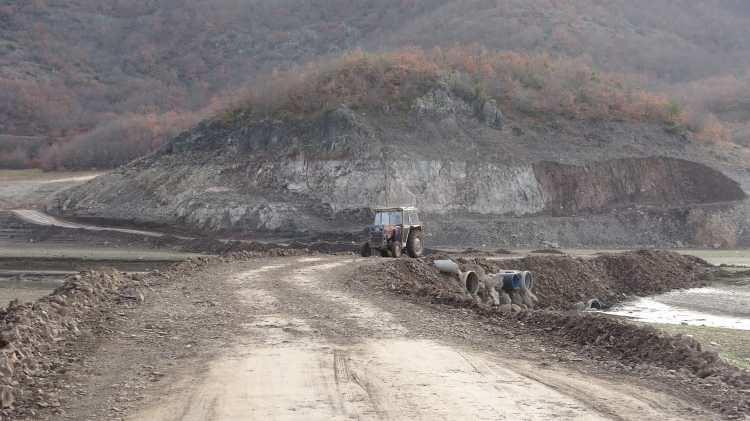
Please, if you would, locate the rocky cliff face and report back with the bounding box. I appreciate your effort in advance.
[52,89,750,248]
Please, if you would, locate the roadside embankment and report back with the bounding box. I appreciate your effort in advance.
[0,246,313,419]
[365,250,712,310]
[0,269,145,412]
[352,250,750,418]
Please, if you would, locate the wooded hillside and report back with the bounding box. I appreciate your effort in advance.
[2,0,749,169]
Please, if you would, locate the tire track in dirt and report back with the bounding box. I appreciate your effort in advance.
[126,256,716,421]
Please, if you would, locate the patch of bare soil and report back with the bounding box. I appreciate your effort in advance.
[1,211,357,256]
[352,251,750,419]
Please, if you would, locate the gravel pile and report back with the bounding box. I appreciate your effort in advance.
[0,270,143,412]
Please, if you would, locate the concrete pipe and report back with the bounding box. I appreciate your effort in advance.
[499,271,522,290]
[519,271,534,291]
[461,271,480,295]
[434,260,479,294]
[434,260,460,275]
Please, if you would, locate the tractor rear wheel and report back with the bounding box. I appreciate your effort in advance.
[406,231,424,258]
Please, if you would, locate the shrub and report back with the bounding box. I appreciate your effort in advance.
[38,112,200,170]
[227,46,683,127]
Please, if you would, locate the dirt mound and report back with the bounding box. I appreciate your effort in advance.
[367,259,470,304]
[0,270,143,411]
[474,250,710,309]
[353,251,749,417]
[356,250,711,310]
[515,311,750,417]
[519,311,746,379]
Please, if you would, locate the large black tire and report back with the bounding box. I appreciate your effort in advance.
[391,242,402,258]
[360,242,372,257]
[406,231,424,258]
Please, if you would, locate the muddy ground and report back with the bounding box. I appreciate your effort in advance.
[0,251,748,420]
[0,254,736,421]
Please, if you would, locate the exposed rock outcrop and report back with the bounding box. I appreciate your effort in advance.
[51,88,750,248]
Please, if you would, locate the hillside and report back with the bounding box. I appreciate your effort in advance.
[2,0,750,169]
[53,51,750,248]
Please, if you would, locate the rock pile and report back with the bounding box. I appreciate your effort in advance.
[0,270,143,411]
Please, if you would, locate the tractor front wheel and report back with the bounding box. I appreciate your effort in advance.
[391,242,402,258]
[406,231,424,258]
[360,242,372,257]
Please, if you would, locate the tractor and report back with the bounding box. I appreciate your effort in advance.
[360,207,424,258]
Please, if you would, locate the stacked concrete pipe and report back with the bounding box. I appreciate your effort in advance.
[434,260,538,309]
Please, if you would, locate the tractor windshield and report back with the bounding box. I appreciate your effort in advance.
[374,211,402,225]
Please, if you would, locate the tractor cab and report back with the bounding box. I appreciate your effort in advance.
[361,207,423,258]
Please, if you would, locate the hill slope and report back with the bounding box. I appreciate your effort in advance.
[3,0,750,168]
[53,52,750,248]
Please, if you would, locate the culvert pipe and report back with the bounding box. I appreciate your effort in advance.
[520,271,534,291]
[434,260,460,275]
[499,271,522,290]
[461,271,480,295]
[434,260,480,294]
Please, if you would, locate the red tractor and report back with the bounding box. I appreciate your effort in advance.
[360,207,424,258]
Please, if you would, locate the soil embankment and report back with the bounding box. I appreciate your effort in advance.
[364,250,711,310]
[534,158,746,215]
[352,251,750,418]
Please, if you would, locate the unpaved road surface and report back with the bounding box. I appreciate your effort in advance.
[108,256,709,421]
[11,209,186,238]
[0,172,99,210]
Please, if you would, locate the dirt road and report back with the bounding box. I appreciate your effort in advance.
[11,209,186,238]
[0,171,100,210]
[118,256,708,421]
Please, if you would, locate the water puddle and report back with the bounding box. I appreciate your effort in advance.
[603,286,750,331]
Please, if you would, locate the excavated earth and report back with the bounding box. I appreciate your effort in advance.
[2,250,749,420]
[50,87,750,249]
[351,250,750,418]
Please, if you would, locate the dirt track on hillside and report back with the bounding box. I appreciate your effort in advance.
[14,255,720,421]
[0,173,100,210]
